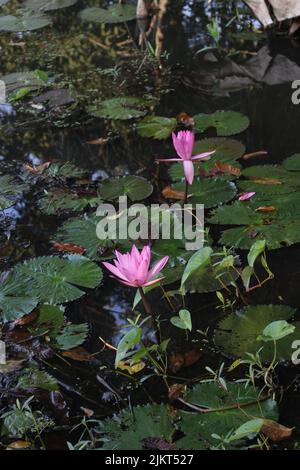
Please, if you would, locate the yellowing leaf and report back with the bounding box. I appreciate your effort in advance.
[117,360,145,375]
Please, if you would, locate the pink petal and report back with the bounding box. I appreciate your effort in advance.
[184,131,195,159]
[191,150,215,160]
[102,262,130,283]
[143,277,164,287]
[157,158,182,163]
[147,256,169,281]
[172,132,185,159]
[239,192,256,201]
[183,160,194,185]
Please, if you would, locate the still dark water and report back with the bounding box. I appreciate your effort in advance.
[1,0,300,448]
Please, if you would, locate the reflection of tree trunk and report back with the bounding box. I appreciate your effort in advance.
[137,0,152,18]
[155,0,168,59]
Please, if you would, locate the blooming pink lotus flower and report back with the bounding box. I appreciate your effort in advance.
[158,130,215,185]
[239,192,256,201]
[103,245,169,288]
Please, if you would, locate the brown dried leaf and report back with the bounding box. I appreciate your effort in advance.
[14,310,38,326]
[62,347,93,362]
[82,407,94,418]
[162,186,185,200]
[7,441,31,450]
[24,162,51,174]
[176,112,195,128]
[87,138,109,145]
[261,419,294,442]
[168,383,186,401]
[52,242,86,255]
[249,177,282,185]
[255,206,277,213]
[214,160,241,177]
[168,349,202,373]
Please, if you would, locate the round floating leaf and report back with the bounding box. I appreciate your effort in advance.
[0,175,29,210]
[137,116,177,140]
[98,176,153,202]
[239,165,300,195]
[79,4,136,24]
[214,305,299,363]
[177,381,277,450]
[283,154,300,171]
[194,111,250,136]
[0,13,52,32]
[0,274,38,323]
[56,215,107,259]
[24,0,78,11]
[39,189,101,215]
[97,404,174,450]
[14,255,102,305]
[173,179,237,208]
[56,323,88,350]
[89,97,151,120]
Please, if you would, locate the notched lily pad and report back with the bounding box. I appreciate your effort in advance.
[24,0,78,11]
[79,4,136,25]
[137,116,177,140]
[0,13,52,32]
[89,96,153,121]
[214,304,299,362]
[173,179,237,208]
[98,176,153,202]
[194,111,250,136]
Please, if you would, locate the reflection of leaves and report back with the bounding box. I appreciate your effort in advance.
[17,367,59,392]
[214,304,300,362]
[39,189,100,215]
[137,116,177,140]
[0,175,29,210]
[194,111,250,136]
[79,4,136,24]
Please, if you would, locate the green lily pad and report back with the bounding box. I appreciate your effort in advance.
[98,176,153,202]
[39,189,101,215]
[24,0,78,11]
[14,255,102,305]
[0,13,52,32]
[239,165,300,195]
[137,116,177,140]
[56,323,89,350]
[214,305,299,362]
[209,202,300,250]
[173,179,237,208]
[177,381,278,450]
[96,404,174,450]
[0,274,38,323]
[79,4,136,24]
[283,154,300,171]
[43,162,87,179]
[194,111,250,136]
[89,96,152,121]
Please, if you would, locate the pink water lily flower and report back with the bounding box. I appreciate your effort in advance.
[103,245,169,288]
[239,192,256,201]
[158,130,215,185]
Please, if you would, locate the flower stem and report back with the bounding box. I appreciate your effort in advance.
[184,179,189,204]
[139,287,154,317]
